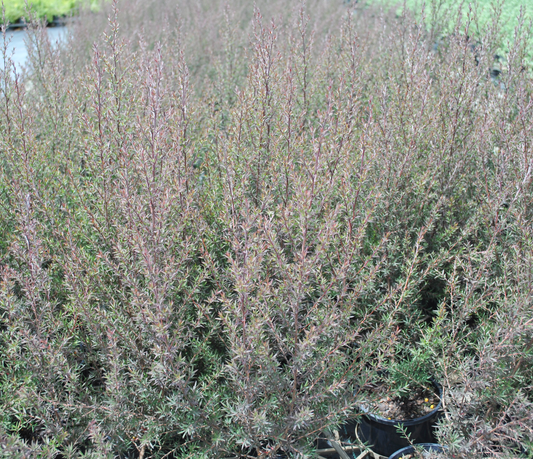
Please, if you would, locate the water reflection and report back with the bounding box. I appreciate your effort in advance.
[1,26,67,71]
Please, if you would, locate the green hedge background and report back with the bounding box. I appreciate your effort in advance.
[2,0,99,23]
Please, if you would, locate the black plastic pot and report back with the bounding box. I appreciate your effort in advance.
[388,443,446,459]
[345,378,443,457]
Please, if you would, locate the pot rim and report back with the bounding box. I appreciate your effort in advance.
[388,443,447,458]
[358,377,443,426]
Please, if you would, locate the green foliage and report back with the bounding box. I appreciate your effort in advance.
[365,0,532,54]
[2,0,103,23]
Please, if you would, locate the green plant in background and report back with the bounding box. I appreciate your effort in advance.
[362,0,532,66]
[363,0,531,38]
[2,0,103,23]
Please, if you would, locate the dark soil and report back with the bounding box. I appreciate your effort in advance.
[360,381,440,420]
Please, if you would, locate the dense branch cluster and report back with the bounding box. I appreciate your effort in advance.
[1,0,532,457]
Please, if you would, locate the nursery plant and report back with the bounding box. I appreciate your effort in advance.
[353,355,443,456]
[1,0,532,458]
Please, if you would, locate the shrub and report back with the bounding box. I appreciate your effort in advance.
[1,0,532,457]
